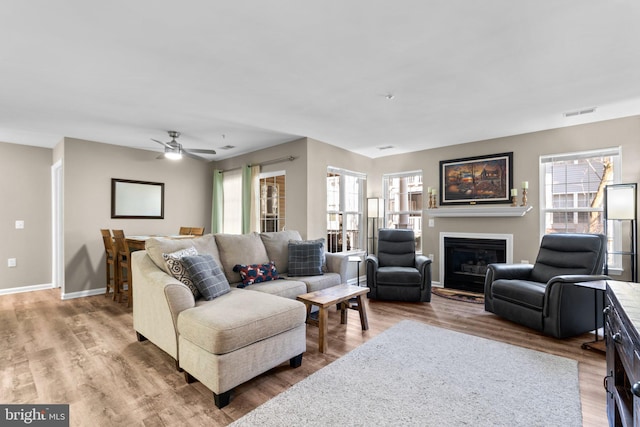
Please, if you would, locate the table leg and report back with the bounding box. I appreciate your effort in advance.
[340,301,348,324]
[318,307,329,353]
[356,295,369,330]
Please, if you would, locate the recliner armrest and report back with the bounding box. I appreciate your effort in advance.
[486,263,533,281]
[547,274,611,285]
[365,255,379,288]
[415,255,432,270]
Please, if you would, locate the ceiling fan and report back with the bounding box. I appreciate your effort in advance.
[152,130,216,161]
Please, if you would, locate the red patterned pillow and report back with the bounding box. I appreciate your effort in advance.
[232,261,279,287]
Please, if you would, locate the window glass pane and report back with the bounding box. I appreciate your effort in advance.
[541,149,620,268]
[259,173,285,232]
[383,171,423,252]
[326,168,365,253]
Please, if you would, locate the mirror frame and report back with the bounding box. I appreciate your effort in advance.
[111,178,165,219]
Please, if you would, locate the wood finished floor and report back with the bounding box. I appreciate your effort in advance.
[1,288,607,426]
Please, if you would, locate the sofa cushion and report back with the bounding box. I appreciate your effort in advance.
[215,232,269,284]
[182,255,231,301]
[177,288,306,354]
[284,272,342,292]
[233,261,280,287]
[146,234,220,274]
[163,246,200,298]
[234,279,307,299]
[259,230,302,274]
[288,239,325,276]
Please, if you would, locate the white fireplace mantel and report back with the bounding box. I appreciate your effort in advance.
[426,205,533,218]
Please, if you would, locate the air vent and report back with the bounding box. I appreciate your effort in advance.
[377,145,394,150]
[563,107,597,117]
[220,145,235,150]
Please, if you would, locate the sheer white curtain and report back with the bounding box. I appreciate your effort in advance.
[222,169,242,234]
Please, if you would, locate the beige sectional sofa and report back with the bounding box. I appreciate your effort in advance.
[131,230,348,408]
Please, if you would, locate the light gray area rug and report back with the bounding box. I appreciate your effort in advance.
[231,320,582,427]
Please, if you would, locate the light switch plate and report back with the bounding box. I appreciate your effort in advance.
[15,220,24,229]
[428,219,435,227]
[8,258,16,267]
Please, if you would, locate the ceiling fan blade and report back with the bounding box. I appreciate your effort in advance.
[185,148,217,154]
[151,138,171,148]
[181,150,209,161]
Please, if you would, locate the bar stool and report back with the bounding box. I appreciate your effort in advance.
[100,229,118,300]
[112,229,132,307]
[179,226,205,236]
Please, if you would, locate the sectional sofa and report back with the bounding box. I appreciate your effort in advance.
[131,230,348,407]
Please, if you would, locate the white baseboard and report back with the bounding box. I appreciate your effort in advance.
[61,287,107,300]
[0,283,54,296]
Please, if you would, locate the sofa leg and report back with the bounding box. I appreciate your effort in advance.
[184,372,197,384]
[135,331,147,342]
[214,390,232,409]
[290,353,303,368]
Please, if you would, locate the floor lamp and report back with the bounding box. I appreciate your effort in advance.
[604,183,638,283]
[368,198,382,255]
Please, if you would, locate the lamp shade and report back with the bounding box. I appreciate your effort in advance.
[606,183,637,220]
[368,198,381,218]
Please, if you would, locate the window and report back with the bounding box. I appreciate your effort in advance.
[540,147,622,270]
[259,172,285,232]
[222,169,242,234]
[383,171,423,252]
[326,167,365,253]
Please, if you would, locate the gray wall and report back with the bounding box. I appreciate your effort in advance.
[0,141,52,290]
[62,138,213,296]
[370,115,640,282]
[2,115,639,294]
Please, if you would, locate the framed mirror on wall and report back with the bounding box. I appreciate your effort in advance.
[111,178,165,219]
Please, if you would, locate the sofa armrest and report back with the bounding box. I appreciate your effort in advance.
[365,255,379,289]
[415,255,432,291]
[486,263,534,281]
[547,274,611,285]
[325,252,349,283]
[132,251,195,360]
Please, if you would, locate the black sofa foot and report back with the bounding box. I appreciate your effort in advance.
[290,353,303,368]
[184,372,197,384]
[135,331,147,342]
[214,390,232,408]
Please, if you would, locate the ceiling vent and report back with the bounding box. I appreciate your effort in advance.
[377,145,394,150]
[563,107,597,117]
[220,145,235,150]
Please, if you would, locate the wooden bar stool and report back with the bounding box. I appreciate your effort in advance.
[112,229,132,307]
[100,229,118,300]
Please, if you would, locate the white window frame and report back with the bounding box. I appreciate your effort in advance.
[539,147,622,273]
[326,166,366,253]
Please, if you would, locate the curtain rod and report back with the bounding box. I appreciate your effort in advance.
[218,155,297,173]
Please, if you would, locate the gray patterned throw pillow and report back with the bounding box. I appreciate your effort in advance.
[163,246,200,298]
[288,239,325,276]
[181,254,231,300]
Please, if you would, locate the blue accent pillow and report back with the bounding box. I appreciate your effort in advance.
[288,240,324,276]
[181,255,231,300]
[233,261,280,287]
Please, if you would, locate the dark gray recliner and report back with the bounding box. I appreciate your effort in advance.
[366,229,432,302]
[484,233,609,338]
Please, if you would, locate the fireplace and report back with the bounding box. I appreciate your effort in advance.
[439,232,513,293]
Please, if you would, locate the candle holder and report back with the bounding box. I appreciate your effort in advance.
[430,193,438,209]
[427,192,433,209]
[521,188,528,207]
[511,196,518,207]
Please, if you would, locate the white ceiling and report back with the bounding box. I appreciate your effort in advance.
[2,1,640,160]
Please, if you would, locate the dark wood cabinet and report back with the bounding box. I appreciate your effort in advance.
[605,281,640,426]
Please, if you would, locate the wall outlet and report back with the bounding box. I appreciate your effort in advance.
[428,218,435,227]
[428,253,434,261]
[8,258,16,267]
[15,220,24,229]
[520,260,529,264]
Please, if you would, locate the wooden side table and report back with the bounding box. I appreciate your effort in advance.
[297,284,369,353]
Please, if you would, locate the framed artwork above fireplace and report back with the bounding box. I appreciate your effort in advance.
[439,152,513,205]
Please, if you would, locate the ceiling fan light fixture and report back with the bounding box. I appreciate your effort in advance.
[165,146,182,160]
